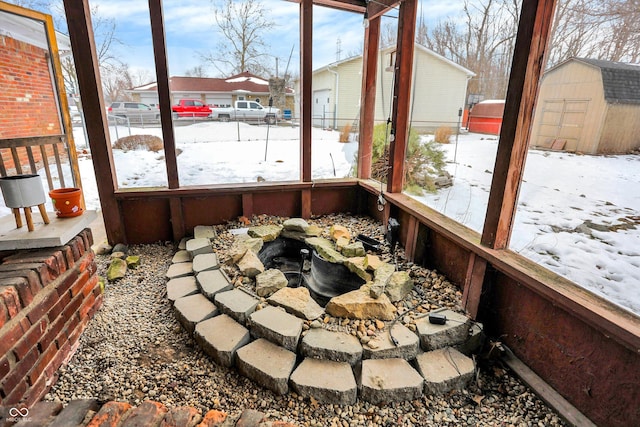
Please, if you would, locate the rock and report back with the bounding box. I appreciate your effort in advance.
[194,225,216,240]
[171,250,191,264]
[125,255,141,269]
[344,257,372,282]
[237,250,264,278]
[229,236,264,263]
[243,237,264,254]
[305,224,322,237]
[330,224,351,242]
[112,243,128,254]
[95,243,112,255]
[256,269,288,297]
[110,251,126,260]
[268,287,324,320]
[186,238,213,257]
[283,218,309,232]
[325,288,396,320]
[107,258,127,281]
[335,236,350,251]
[369,263,396,298]
[247,224,282,242]
[342,242,366,258]
[365,254,384,271]
[385,271,414,302]
[306,237,346,264]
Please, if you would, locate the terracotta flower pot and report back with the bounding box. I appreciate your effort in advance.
[49,187,84,218]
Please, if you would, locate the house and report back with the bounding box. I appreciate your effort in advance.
[128,72,295,112]
[467,100,505,135]
[312,45,474,132]
[530,57,640,154]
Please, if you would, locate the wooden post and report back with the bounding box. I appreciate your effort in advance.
[12,208,22,229]
[357,15,380,179]
[481,0,557,249]
[462,253,488,319]
[24,207,34,232]
[387,0,417,194]
[38,204,50,224]
[300,0,313,183]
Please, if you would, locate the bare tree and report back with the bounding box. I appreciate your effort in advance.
[202,0,276,77]
[185,65,209,77]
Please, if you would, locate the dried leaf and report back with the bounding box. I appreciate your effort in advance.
[472,394,485,406]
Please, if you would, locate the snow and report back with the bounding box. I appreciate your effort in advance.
[225,76,269,85]
[4,122,638,317]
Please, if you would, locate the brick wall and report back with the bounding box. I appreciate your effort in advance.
[0,229,101,407]
[0,35,62,139]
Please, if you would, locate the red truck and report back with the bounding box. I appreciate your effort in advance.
[171,99,212,118]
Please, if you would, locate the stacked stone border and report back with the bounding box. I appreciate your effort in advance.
[168,225,483,406]
[0,229,102,408]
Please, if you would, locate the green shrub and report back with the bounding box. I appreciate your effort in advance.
[370,123,446,193]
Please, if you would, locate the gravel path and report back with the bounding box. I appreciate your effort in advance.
[45,215,565,426]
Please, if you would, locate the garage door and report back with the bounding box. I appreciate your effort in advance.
[205,96,232,108]
[535,99,588,151]
[313,89,332,128]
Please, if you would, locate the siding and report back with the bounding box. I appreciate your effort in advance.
[600,104,640,153]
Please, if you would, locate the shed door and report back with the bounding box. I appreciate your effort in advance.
[535,99,588,151]
[313,89,331,128]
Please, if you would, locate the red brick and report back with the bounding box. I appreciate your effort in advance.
[0,319,28,356]
[83,275,99,298]
[28,341,57,386]
[48,290,71,322]
[56,268,80,297]
[3,249,65,276]
[0,262,54,288]
[2,377,27,405]
[82,228,94,248]
[46,340,72,379]
[12,318,47,361]
[68,237,85,261]
[79,292,97,320]
[87,293,104,319]
[197,410,228,427]
[78,251,96,274]
[120,400,168,427]
[0,347,38,398]
[62,292,83,323]
[86,401,133,427]
[58,245,75,270]
[0,272,41,305]
[40,313,66,352]
[67,313,87,346]
[27,289,58,324]
[0,356,10,382]
[0,285,21,319]
[160,406,202,427]
[70,271,90,297]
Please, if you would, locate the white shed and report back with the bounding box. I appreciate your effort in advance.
[312,45,474,132]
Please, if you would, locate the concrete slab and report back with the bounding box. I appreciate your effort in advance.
[359,358,423,404]
[171,250,191,264]
[236,338,297,395]
[299,328,362,366]
[186,238,213,257]
[415,309,471,351]
[415,347,475,394]
[192,253,219,273]
[178,237,189,250]
[196,269,233,300]
[173,294,218,334]
[195,314,251,367]
[166,276,199,302]
[249,306,303,352]
[166,262,193,280]
[290,358,357,405]
[362,323,419,360]
[194,225,216,240]
[214,289,259,324]
[0,209,97,250]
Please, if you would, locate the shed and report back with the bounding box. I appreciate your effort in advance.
[467,100,505,135]
[530,58,640,154]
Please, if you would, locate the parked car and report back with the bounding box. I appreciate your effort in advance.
[210,100,280,124]
[171,99,212,118]
[108,102,160,123]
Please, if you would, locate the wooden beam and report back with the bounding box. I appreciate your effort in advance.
[357,15,380,180]
[462,253,487,319]
[242,193,254,218]
[386,0,417,193]
[300,0,313,182]
[169,197,185,241]
[149,0,179,189]
[0,135,64,148]
[404,215,419,261]
[301,189,311,219]
[481,0,557,249]
[62,0,125,244]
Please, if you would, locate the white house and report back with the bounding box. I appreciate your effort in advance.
[312,45,475,132]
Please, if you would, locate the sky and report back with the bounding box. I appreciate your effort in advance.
[79,0,463,80]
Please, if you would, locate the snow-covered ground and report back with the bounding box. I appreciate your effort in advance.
[5,121,638,316]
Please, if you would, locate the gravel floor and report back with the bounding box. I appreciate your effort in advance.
[45,214,566,426]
